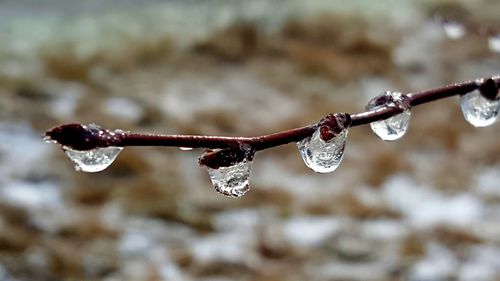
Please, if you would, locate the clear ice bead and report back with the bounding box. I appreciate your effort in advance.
[442,21,465,39]
[64,146,123,172]
[297,128,347,173]
[206,160,252,198]
[460,89,500,127]
[366,91,411,141]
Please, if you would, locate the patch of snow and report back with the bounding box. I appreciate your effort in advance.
[119,218,193,259]
[119,220,190,281]
[103,97,144,123]
[160,71,300,128]
[356,186,386,207]
[121,260,155,281]
[190,231,257,265]
[411,242,459,281]
[100,202,124,232]
[48,82,85,118]
[213,209,261,232]
[253,157,340,200]
[360,77,395,103]
[310,261,389,281]
[149,248,187,281]
[383,174,483,229]
[393,21,446,89]
[120,230,155,258]
[0,122,51,179]
[121,257,186,281]
[0,60,29,79]
[474,167,500,198]
[393,21,443,67]
[459,262,496,281]
[467,246,500,270]
[283,216,342,247]
[442,21,465,39]
[0,180,62,209]
[363,219,408,241]
[0,264,19,281]
[24,247,49,273]
[0,123,67,232]
[156,261,187,281]
[457,245,500,281]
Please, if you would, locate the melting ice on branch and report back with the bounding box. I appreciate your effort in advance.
[199,144,255,198]
[461,89,500,127]
[297,113,351,174]
[45,123,126,172]
[366,91,411,141]
[64,146,124,172]
[42,76,499,196]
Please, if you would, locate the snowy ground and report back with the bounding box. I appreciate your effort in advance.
[0,0,499,280]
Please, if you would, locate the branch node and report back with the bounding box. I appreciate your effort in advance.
[318,113,352,141]
[199,143,255,169]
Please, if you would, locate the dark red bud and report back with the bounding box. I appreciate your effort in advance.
[44,123,123,150]
[319,125,335,141]
[199,143,254,169]
[318,113,351,141]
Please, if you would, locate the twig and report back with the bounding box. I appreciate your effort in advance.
[45,76,499,167]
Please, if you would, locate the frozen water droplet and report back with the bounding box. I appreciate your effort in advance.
[206,160,251,197]
[460,89,500,127]
[442,21,465,39]
[63,146,123,172]
[179,147,193,151]
[42,135,56,144]
[297,128,347,173]
[488,35,500,53]
[366,91,411,141]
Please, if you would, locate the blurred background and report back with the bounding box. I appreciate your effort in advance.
[0,0,499,280]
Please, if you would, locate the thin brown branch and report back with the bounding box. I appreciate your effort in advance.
[45,76,499,158]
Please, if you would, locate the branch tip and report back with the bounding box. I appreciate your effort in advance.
[199,143,255,169]
[44,123,124,151]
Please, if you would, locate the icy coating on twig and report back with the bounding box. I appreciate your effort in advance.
[45,76,499,155]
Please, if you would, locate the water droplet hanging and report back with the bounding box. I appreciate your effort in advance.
[206,160,252,197]
[297,114,350,173]
[366,91,411,141]
[460,89,500,127]
[199,145,254,198]
[64,146,123,172]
